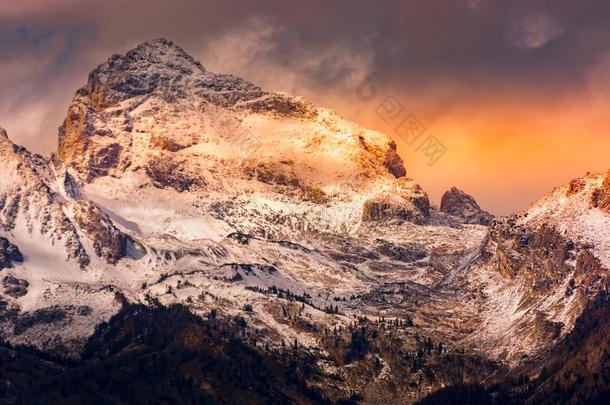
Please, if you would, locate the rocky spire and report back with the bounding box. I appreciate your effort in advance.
[440,187,493,225]
[129,38,205,69]
[0,127,10,145]
[0,127,15,152]
[77,37,263,110]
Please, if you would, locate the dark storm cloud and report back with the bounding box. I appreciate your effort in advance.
[2,0,610,150]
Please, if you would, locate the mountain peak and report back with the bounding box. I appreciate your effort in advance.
[58,38,403,188]
[71,37,263,113]
[440,186,493,225]
[138,37,181,49]
[124,37,206,72]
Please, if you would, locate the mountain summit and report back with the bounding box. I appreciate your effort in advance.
[57,38,413,241]
[58,37,406,187]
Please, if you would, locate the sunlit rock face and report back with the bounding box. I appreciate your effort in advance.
[362,178,430,224]
[56,38,409,236]
[57,38,403,184]
[57,38,264,180]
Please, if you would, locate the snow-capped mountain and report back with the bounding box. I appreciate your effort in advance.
[1,39,609,403]
[57,38,415,241]
[520,171,610,268]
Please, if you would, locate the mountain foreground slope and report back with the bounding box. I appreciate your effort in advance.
[0,39,609,404]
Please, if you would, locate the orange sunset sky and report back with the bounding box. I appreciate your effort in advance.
[331,95,610,215]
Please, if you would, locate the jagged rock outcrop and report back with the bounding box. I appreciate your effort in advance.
[0,238,23,270]
[440,187,493,225]
[496,248,517,280]
[71,201,129,265]
[519,171,610,269]
[240,92,317,118]
[2,275,28,298]
[383,141,407,178]
[490,222,574,283]
[590,170,610,213]
[0,129,90,268]
[362,178,429,224]
[145,154,206,192]
[465,216,596,363]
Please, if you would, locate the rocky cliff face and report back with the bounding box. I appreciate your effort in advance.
[55,38,412,240]
[0,128,90,269]
[519,171,610,268]
[362,178,429,224]
[0,238,22,270]
[1,39,609,403]
[57,39,264,180]
[440,187,493,225]
[57,38,404,190]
